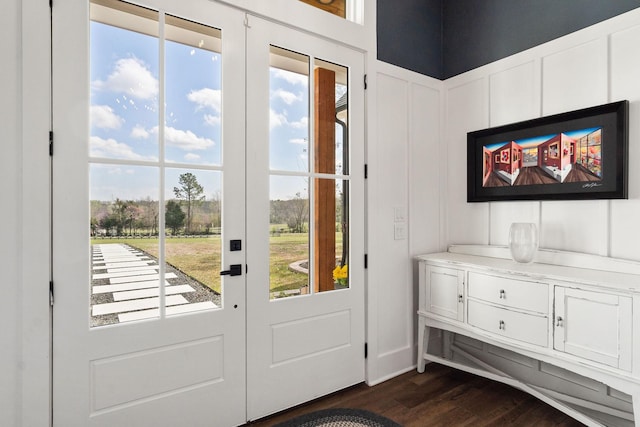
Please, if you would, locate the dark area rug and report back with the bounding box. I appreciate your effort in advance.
[274,408,402,427]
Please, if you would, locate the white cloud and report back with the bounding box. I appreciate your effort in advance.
[272,88,301,105]
[106,167,136,175]
[187,88,221,113]
[90,136,156,161]
[93,57,158,100]
[184,153,201,161]
[90,105,124,130]
[151,126,215,151]
[272,69,307,86]
[289,116,308,129]
[204,114,220,126]
[131,125,150,139]
[270,109,288,130]
[289,138,307,145]
[270,109,308,131]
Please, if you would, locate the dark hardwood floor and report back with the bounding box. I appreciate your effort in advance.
[245,363,585,426]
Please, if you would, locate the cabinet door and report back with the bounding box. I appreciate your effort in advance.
[421,264,464,322]
[554,287,632,371]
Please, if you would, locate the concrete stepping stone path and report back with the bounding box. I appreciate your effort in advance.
[91,243,217,324]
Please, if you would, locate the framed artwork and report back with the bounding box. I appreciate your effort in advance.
[468,100,628,202]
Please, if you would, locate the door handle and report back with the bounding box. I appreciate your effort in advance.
[220,264,242,276]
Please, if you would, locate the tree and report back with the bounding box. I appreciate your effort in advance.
[165,200,186,235]
[173,172,205,234]
[110,198,128,235]
[124,203,143,235]
[286,192,308,233]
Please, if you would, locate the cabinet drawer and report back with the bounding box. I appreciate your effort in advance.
[467,300,548,347]
[468,272,548,314]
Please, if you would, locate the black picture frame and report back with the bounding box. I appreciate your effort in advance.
[467,100,629,202]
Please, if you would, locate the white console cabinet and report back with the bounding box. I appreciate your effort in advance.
[417,246,640,427]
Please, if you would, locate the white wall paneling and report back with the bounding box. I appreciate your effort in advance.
[445,77,489,245]
[367,62,442,383]
[444,8,640,259]
[376,72,409,359]
[488,61,538,127]
[541,38,609,114]
[3,0,51,426]
[487,60,541,245]
[1,0,21,424]
[610,24,640,261]
[539,37,610,256]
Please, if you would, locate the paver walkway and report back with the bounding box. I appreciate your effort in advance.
[91,243,217,325]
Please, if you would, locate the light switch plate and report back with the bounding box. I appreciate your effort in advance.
[394,206,406,223]
[394,223,407,240]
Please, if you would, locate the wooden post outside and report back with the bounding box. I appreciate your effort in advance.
[313,67,336,293]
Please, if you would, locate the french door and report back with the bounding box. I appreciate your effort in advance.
[245,17,365,420]
[52,0,364,425]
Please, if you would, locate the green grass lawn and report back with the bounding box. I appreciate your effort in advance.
[92,232,342,295]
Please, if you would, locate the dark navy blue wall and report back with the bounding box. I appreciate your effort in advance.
[376,0,443,78]
[377,0,640,80]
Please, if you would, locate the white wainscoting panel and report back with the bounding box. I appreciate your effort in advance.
[489,61,538,127]
[410,83,442,256]
[368,63,443,384]
[539,201,608,255]
[446,78,489,245]
[541,38,608,114]
[486,60,541,245]
[610,24,640,261]
[375,72,411,357]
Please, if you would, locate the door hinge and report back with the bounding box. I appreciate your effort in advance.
[364,254,368,269]
[364,164,368,179]
[364,342,368,359]
[49,281,54,306]
[364,74,367,90]
[49,131,53,156]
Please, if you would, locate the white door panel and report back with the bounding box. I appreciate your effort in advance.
[52,0,246,425]
[246,16,365,420]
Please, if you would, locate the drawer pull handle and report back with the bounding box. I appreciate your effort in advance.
[499,289,506,299]
[499,320,505,330]
[556,316,563,327]
[458,294,463,303]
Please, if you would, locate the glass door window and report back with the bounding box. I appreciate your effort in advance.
[268,46,350,299]
[89,0,223,326]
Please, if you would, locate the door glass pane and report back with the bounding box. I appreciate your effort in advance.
[90,164,160,327]
[268,46,350,298]
[164,169,222,315]
[269,176,310,299]
[90,1,159,161]
[89,0,223,325]
[269,46,310,172]
[165,16,222,165]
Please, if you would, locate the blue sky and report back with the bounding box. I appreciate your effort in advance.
[90,19,347,202]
